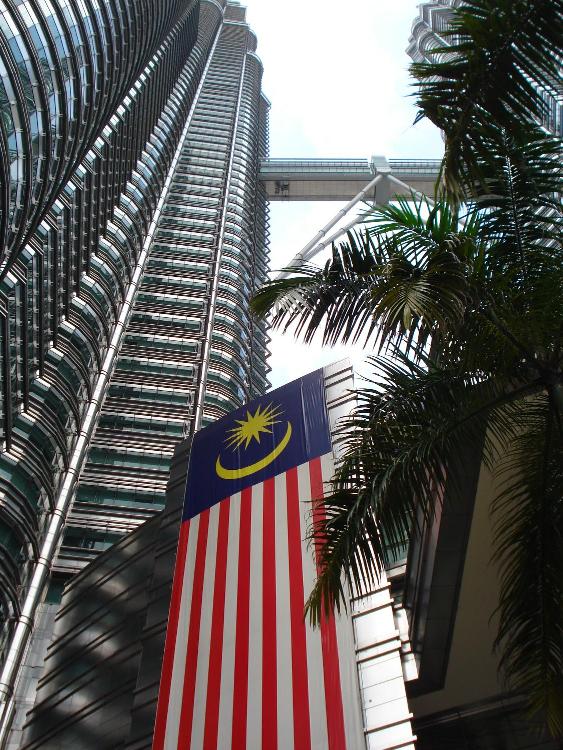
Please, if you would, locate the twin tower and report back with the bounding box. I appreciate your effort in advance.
[0,1,452,699]
[0,0,270,703]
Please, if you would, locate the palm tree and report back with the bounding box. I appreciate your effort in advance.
[251,0,563,733]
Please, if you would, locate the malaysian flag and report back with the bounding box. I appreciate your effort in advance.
[153,370,365,749]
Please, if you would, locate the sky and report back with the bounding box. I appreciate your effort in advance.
[241,1,444,388]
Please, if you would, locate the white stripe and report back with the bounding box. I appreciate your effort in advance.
[217,492,241,748]
[189,503,220,750]
[297,461,329,750]
[164,514,200,750]
[246,482,263,747]
[274,470,294,748]
[319,452,366,749]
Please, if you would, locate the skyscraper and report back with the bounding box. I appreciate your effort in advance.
[0,0,269,736]
[55,1,270,578]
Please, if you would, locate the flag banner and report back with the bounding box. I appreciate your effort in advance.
[184,368,332,519]
[153,370,365,749]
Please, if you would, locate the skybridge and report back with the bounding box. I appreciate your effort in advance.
[259,156,442,273]
[259,156,441,202]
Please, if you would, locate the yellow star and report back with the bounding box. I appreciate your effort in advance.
[225,403,282,450]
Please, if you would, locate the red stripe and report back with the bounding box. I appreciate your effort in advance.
[203,498,231,749]
[231,487,252,749]
[152,520,191,750]
[177,508,211,748]
[310,457,347,750]
[286,467,312,750]
[262,477,277,750]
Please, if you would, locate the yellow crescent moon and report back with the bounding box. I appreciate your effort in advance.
[215,422,292,480]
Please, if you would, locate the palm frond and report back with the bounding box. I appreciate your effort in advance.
[306,341,562,728]
[363,195,481,258]
[251,230,384,346]
[252,200,485,358]
[475,124,562,215]
[492,393,563,733]
[305,353,539,625]
[412,0,563,199]
[472,126,562,278]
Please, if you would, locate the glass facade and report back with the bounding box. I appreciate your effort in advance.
[58,6,270,576]
[0,0,270,710]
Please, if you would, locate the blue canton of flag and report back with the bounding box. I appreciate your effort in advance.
[183,369,332,520]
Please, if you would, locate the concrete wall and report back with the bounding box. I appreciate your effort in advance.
[19,440,189,750]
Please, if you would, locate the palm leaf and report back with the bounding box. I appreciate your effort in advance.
[492,394,563,734]
[251,229,385,345]
[252,199,483,359]
[412,0,563,199]
[305,353,563,730]
[305,351,541,623]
